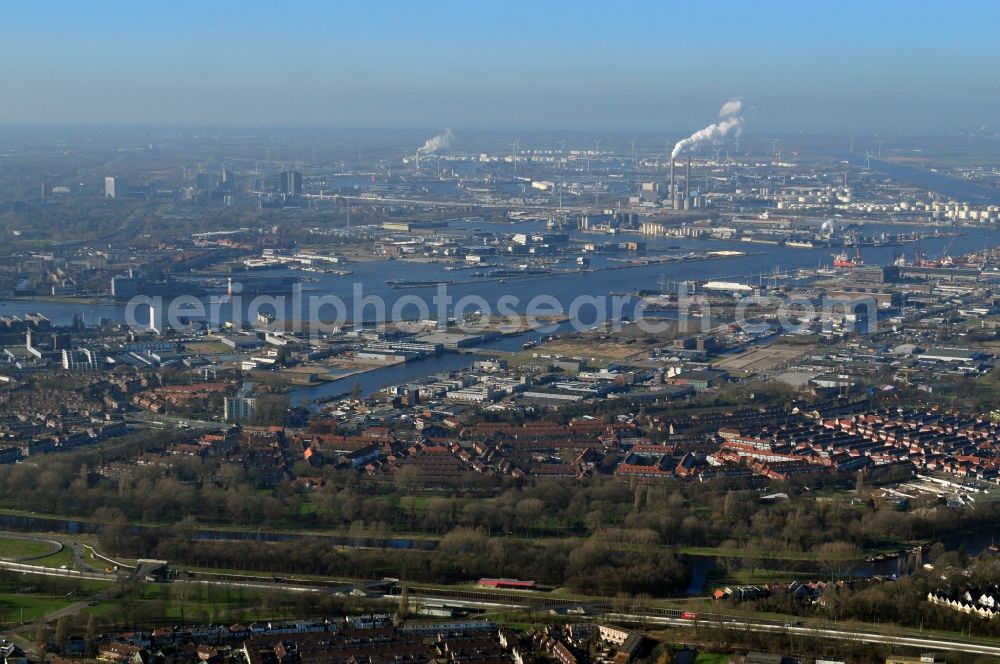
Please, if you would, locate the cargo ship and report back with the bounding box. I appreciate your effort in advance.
[487,267,551,278]
[386,279,453,289]
[832,251,861,268]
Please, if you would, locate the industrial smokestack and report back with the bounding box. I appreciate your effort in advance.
[669,159,675,198]
[414,129,453,172]
[686,157,691,198]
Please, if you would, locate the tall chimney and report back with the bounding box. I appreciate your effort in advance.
[669,159,675,198]
[686,157,691,198]
[415,151,420,170]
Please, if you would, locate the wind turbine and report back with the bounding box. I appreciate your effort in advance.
[864,150,872,169]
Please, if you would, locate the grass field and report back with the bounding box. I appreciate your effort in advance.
[180,341,231,355]
[0,537,56,560]
[32,547,75,569]
[83,581,349,624]
[678,546,825,561]
[693,653,730,664]
[709,568,819,586]
[0,593,75,624]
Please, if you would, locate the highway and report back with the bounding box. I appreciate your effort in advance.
[4,531,1000,658]
[606,612,1000,658]
[0,559,114,582]
[400,594,1000,658]
[397,588,1000,657]
[124,412,223,433]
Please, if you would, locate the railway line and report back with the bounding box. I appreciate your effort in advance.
[5,531,1000,657]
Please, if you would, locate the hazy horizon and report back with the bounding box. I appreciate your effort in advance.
[2,1,999,133]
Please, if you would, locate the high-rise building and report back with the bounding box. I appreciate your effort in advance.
[195,172,218,190]
[26,329,42,360]
[224,396,258,423]
[111,273,140,299]
[279,170,303,196]
[639,181,659,203]
[51,332,72,350]
[104,176,126,199]
[148,303,161,335]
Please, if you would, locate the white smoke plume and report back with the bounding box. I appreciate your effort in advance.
[672,99,743,159]
[418,128,454,154]
[717,99,743,117]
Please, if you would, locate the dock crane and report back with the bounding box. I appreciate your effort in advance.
[940,235,957,267]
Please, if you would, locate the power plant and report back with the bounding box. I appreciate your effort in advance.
[413,129,454,171]
[685,157,692,210]
[669,158,676,208]
[667,156,696,210]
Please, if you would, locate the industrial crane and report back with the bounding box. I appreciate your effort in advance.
[940,235,957,267]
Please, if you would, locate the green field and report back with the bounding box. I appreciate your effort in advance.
[708,568,820,587]
[80,580,386,625]
[679,546,824,561]
[0,593,75,624]
[694,653,730,664]
[32,547,75,569]
[0,538,56,560]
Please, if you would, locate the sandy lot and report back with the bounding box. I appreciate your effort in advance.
[712,344,812,376]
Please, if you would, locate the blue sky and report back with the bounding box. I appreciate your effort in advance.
[1,1,998,132]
